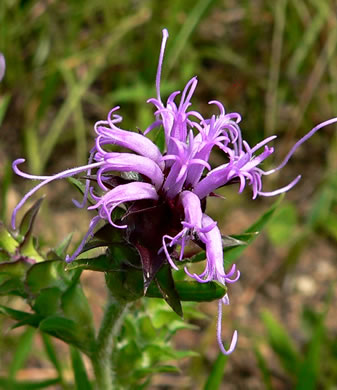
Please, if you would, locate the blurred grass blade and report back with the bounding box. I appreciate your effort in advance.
[166,0,217,74]
[0,377,60,389]
[261,310,300,377]
[288,0,329,76]
[264,0,287,135]
[41,334,64,383]
[70,346,92,390]
[254,344,273,390]
[40,8,150,171]
[9,328,36,380]
[203,353,228,390]
[0,94,10,126]
[295,320,324,390]
[0,160,12,222]
[295,286,333,390]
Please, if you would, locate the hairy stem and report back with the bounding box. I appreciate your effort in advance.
[91,295,130,390]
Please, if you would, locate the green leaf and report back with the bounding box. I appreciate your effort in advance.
[33,287,62,316]
[147,280,226,302]
[67,177,95,204]
[295,304,328,390]
[319,214,337,241]
[0,377,59,389]
[70,347,92,390]
[262,310,300,377]
[39,315,91,354]
[204,353,228,390]
[0,259,31,279]
[41,334,64,383]
[9,328,36,380]
[19,237,45,263]
[0,305,41,326]
[54,233,73,258]
[0,278,26,296]
[65,254,122,272]
[0,94,11,127]
[25,260,75,294]
[0,222,18,254]
[18,197,44,238]
[61,283,95,341]
[254,344,273,390]
[153,265,183,317]
[0,259,31,296]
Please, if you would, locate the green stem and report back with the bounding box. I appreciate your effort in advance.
[91,295,130,390]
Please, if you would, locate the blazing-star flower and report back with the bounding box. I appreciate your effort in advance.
[11,29,337,355]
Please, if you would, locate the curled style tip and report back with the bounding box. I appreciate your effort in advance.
[217,300,238,355]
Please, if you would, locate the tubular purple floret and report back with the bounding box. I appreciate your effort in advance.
[65,215,101,263]
[257,174,302,197]
[103,152,164,190]
[88,182,159,215]
[13,159,51,180]
[161,234,180,270]
[156,29,169,102]
[72,151,95,209]
[263,117,337,176]
[11,159,105,230]
[178,77,198,112]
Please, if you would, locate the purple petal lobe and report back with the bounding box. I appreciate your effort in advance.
[103,152,164,190]
[95,107,163,167]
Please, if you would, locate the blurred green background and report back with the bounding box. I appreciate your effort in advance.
[0,0,337,389]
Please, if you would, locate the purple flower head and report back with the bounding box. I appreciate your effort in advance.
[11,29,337,355]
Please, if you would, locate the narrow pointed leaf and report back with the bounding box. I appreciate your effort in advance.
[18,197,44,238]
[65,255,122,272]
[9,328,36,380]
[154,265,183,317]
[41,334,64,382]
[0,305,39,322]
[54,233,73,258]
[204,352,228,390]
[61,283,95,342]
[262,310,300,376]
[0,377,60,389]
[146,280,226,302]
[67,177,95,204]
[39,315,91,353]
[70,347,92,390]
